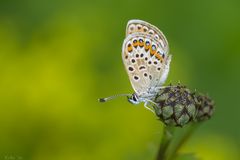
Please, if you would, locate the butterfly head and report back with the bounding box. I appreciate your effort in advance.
[128,93,141,104]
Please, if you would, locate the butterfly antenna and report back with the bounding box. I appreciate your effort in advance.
[98,94,132,103]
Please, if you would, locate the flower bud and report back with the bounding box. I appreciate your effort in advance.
[195,94,214,121]
[153,84,197,127]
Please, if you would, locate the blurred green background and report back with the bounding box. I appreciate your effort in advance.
[0,0,240,160]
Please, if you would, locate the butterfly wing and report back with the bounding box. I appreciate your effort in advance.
[126,19,169,54]
[122,19,171,98]
[122,32,171,98]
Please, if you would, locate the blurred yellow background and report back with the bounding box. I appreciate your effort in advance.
[0,0,239,160]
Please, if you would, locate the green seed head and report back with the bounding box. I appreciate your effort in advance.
[153,84,197,127]
[195,94,214,121]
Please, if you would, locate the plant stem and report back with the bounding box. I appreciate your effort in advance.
[168,123,200,160]
[156,125,174,160]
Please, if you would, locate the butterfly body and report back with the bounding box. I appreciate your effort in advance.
[122,20,172,106]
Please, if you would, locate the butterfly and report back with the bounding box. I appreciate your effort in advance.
[99,19,172,112]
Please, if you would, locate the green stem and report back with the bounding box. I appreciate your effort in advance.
[156,125,174,160]
[168,123,200,160]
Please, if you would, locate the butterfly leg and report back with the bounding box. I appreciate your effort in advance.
[144,101,156,113]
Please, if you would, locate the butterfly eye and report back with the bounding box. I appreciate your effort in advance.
[132,94,138,101]
[132,96,136,101]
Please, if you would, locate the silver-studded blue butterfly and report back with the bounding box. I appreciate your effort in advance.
[99,19,172,112]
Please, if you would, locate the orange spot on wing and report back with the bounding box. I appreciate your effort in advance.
[150,47,156,56]
[139,40,144,47]
[128,46,133,52]
[144,41,150,51]
[155,54,163,61]
[127,43,133,52]
[133,40,138,48]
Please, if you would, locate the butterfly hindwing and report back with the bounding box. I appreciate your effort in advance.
[126,19,169,55]
[122,32,171,97]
